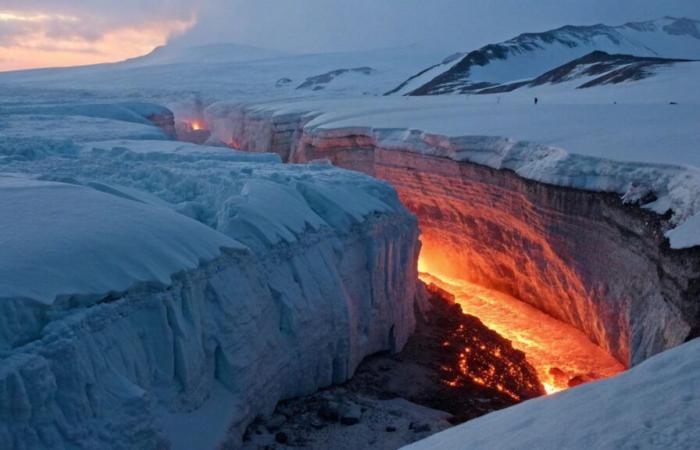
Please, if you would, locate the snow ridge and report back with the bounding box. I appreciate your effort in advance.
[392,16,700,96]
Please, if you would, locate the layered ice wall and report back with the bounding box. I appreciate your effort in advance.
[0,140,421,449]
[212,104,700,366]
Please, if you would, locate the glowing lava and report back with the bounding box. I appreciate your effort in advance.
[189,120,204,131]
[419,256,625,394]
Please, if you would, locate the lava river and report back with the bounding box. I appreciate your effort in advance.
[418,259,625,394]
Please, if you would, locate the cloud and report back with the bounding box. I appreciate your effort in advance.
[0,3,198,70]
[2,0,700,71]
[172,0,700,53]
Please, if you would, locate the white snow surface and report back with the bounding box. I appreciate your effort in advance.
[122,43,288,67]
[404,337,700,450]
[392,16,700,95]
[0,45,445,110]
[207,61,700,247]
[0,175,242,305]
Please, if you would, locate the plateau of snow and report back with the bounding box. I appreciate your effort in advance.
[0,175,241,306]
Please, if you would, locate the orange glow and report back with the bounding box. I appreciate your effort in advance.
[183,120,207,132]
[0,10,195,72]
[419,248,625,394]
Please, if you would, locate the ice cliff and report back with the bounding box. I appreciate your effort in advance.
[0,133,421,448]
[207,101,700,367]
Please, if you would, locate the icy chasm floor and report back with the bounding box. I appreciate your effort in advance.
[418,273,625,394]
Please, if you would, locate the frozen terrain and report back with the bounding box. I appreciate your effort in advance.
[391,16,700,95]
[0,103,422,449]
[206,58,700,248]
[1,14,699,450]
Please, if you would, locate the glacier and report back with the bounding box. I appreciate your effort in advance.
[0,108,422,449]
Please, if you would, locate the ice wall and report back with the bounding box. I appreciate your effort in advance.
[0,144,421,449]
[214,105,700,366]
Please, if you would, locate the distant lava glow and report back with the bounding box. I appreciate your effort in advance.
[187,120,205,131]
[418,250,624,394]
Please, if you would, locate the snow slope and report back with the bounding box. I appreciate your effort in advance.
[206,59,700,248]
[0,45,445,106]
[0,103,421,449]
[0,175,241,306]
[404,337,700,450]
[121,43,288,67]
[392,17,700,95]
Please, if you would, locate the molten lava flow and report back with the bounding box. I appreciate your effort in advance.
[189,120,204,131]
[419,255,624,394]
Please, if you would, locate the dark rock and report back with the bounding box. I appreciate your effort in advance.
[318,401,341,422]
[275,432,288,444]
[340,403,362,425]
[410,422,431,433]
[310,416,326,430]
[265,414,287,432]
[385,426,397,432]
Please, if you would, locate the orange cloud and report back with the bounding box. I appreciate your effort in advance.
[0,10,196,71]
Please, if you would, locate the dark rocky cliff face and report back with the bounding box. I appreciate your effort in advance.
[221,109,700,367]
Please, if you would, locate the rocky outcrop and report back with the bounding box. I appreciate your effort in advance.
[214,106,700,367]
[146,111,176,138]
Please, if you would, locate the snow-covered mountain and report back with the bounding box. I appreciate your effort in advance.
[390,16,700,96]
[120,43,288,67]
[296,66,377,91]
[472,51,692,94]
[0,44,444,102]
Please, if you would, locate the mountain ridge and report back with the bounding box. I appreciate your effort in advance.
[389,16,700,96]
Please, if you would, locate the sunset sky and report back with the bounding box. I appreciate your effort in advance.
[1,0,699,72]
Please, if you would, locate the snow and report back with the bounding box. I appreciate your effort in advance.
[0,99,421,449]
[85,139,281,163]
[122,43,288,67]
[391,17,700,95]
[0,44,446,104]
[0,174,242,306]
[209,60,700,247]
[404,337,700,450]
[157,382,244,450]
[0,17,698,448]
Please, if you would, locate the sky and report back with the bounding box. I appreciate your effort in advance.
[1,0,699,71]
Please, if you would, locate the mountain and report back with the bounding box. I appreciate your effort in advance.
[474,51,692,94]
[296,67,376,91]
[389,17,700,96]
[0,44,443,100]
[120,43,288,67]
